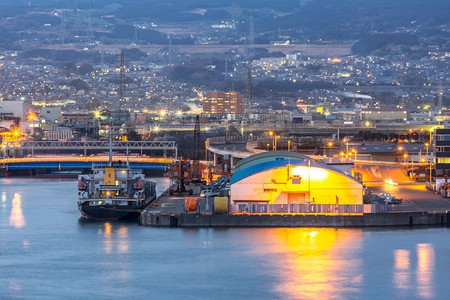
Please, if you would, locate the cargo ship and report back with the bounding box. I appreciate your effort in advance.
[77,127,156,221]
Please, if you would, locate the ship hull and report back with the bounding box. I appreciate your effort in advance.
[78,196,155,221]
[78,206,141,221]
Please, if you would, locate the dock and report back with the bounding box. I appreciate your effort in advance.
[140,194,450,228]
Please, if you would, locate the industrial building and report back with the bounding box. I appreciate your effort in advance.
[435,128,450,177]
[230,151,363,205]
[203,92,245,114]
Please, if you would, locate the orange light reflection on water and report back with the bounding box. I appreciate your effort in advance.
[393,249,410,291]
[102,223,129,255]
[103,222,113,254]
[416,243,435,299]
[9,193,25,228]
[259,228,364,299]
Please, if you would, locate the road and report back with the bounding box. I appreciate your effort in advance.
[356,163,450,212]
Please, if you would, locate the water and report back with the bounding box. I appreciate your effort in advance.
[1,178,450,299]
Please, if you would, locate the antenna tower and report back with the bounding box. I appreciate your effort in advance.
[119,49,125,123]
[133,25,139,44]
[193,115,201,161]
[86,7,94,40]
[246,65,252,112]
[438,79,443,109]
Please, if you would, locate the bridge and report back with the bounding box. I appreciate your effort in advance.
[2,140,178,158]
[0,156,174,175]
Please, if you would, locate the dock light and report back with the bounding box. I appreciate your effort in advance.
[398,146,403,152]
[327,141,333,147]
[94,110,101,117]
[153,126,160,133]
[176,110,182,117]
[13,129,20,137]
[268,130,274,136]
[27,112,36,121]
[403,153,408,158]
[159,109,166,117]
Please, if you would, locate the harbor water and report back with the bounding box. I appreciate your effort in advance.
[1,178,450,299]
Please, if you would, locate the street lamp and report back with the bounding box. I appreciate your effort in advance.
[403,153,408,164]
[268,131,279,151]
[343,137,349,158]
[266,143,270,151]
[324,141,333,157]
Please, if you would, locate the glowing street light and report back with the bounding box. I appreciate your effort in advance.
[324,141,333,157]
[268,131,279,151]
[343,137,349,158]
[27,112,36,121]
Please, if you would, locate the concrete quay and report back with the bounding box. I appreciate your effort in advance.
[140,211,450,228]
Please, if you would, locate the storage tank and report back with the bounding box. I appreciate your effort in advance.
[184,197,198,212]
[213,197,229,214]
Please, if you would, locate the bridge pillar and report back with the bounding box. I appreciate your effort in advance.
[230,156,235,170]
[213,153,217,166]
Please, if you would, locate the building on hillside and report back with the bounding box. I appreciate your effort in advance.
[230,151,363,206]
[361,108,409,123]
[203,92,245,114]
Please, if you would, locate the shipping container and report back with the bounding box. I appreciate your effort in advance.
[184,197,198,212]
[213,197,228,214]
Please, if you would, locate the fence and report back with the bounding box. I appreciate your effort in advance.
[231,203,388,214]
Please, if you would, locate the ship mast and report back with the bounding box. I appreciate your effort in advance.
[108,118,113,167]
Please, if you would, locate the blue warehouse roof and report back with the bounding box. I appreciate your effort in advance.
[231,151,357,184]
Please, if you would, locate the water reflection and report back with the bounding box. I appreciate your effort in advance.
[393,249,410,291]
[9,193,25,228]
[416,243,435,299]
[102,223,129,255]
[264,228,363,299]
[1,191,6,209]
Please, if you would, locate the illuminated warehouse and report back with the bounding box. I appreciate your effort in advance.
[230,151,363,205]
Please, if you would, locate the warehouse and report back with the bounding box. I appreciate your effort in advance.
[230,151,363,205]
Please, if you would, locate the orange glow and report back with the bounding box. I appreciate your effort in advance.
[393,249,411,291]
[425,143,429,147]
[266,228,363,299]
[398,146,404,151]
[327,141,333,147]
[103,222,113,254]
[416,244,435,298]
[403,153,408,158]
[9,193,26,228]
[268,131,274,136]
[330,58,342,63]
[27,112,37,121]
[13,129,20,137]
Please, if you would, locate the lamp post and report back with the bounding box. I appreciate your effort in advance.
[266,143,270,151]
[343,137,349,158]
[324,141,333,157]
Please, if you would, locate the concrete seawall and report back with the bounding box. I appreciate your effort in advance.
[140,211,450,228]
